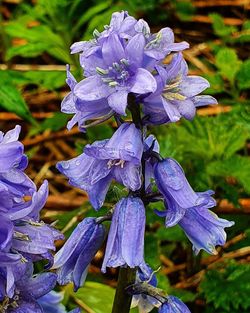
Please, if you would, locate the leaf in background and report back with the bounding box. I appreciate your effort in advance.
[210,13,237,38]
[207,155,250,194]
[74,281,115,313]
[5,17,71,63]
[175,0,195,21]
[0,83,35,123]
[236,59,250,90]
[215,48,241,83]
[200,261,250,311]
[203,73,225,95]
[24,70,66,90]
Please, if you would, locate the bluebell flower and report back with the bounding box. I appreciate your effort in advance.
[61,65,112,131]
[143,53,217,125]
[154,158,234,254]
[158,296,191,313]
[0,263,57,313]
[0,126,62,297]
[57,123,143,209]
[178,193,234,255]
[53,217,105,291]
[101,196,145,272]
[73,32,157,116]
[154,158,202,226]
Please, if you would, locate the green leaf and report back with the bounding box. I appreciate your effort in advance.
[215,48,241,82]
[210,13,237,38]
[207,155,250,194]
[6,42,51,60]
[200,261,250,311]
[0,84,34,123]
[236,59,250,90]
[203,73,225,95]
[23,70,66,90]
[74,281,115,313]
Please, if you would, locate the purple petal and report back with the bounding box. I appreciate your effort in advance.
[108,90,128,115]
[193,95,218,107]
[102,33,125,64]
[180,76,210,97]
[125,33,145,68]
[130,68,157,94]
[74,76,110,101]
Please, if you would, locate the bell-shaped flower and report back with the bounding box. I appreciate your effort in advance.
[101,196,145,272]
[143,53,217,125]
[53,217,105,291]
[57,123,143,209]
[158,296,191,313]
[61,65,113,131]
[154,158,234,254]
[154,158,202,226]
[178,193,234,255]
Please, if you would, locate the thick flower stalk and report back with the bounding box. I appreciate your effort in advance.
[56,10,234,313]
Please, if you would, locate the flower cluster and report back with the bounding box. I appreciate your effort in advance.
[0,126,78,312]
[54,10,234,312]
[61,11,217,131]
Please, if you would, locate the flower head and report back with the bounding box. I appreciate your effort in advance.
[53,217,105,291]
[57,123,143,209]
[144,53,217,125]
[101,196,145,272]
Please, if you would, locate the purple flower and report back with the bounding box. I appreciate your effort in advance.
[0,263,57,313]
[61,65,112,131]
[53,217,105,291]
[158,296,191,313]
[143,53,217,125]
[178,195,234,255]
[101,196,145,272]
[154,158,202,226]
[57,123,143,209]
[73,32,157,115]
[0,126,35,196]
[154,159,234,254]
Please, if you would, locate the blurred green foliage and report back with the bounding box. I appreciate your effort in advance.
[0,0,249,312]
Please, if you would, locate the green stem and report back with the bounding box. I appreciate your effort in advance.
[111,267,137,313]
[111,94,144,313]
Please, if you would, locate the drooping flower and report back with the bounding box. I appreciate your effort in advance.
[53,217,105,291]
[154,157,202,226]
[57,123,143,209]
[101,196,145,272]
[154,158,234,254]
[178,195,234,255]
[158,296,191,313]
[143,53,217,125]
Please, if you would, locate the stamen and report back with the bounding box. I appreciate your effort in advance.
[14,231,30,241]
